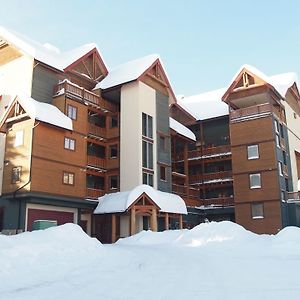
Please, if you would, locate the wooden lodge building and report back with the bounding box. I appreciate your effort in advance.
[1,27,300,240]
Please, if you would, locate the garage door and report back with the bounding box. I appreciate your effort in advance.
[27,208,74,231]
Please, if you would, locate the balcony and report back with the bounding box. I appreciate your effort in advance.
[87,155,106,169]
[54,81,118,112]
[198,196,234,207]
[86,188,105,199]
[172,184,199,199]
[230,103,271,122]
[189,171,233,185]
[88,123,106,139]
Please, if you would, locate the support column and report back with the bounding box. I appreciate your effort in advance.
[179,214,183,229]
[184,143,189,198]
[151,208,158,232]
[165,213,169,230]
[130,207,136,236]
[111,214,116,243]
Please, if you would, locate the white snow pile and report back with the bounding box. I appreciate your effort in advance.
[2,221,300,299]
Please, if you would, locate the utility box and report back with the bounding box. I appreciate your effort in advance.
[32,220,57,231]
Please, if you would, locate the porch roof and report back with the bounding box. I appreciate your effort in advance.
[94,185,187,215]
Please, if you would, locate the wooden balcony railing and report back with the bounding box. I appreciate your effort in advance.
[172,184,199,199]
[199,197,234,207]
[230,103,272,122]
[287,191,300,200]
[86,188,105,199]
[87,155,106,169]
[54,81,118,112]
[189,171,233,184]
[88,123,106,138]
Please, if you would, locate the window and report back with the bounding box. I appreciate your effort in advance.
[12,166,21,183]
[109,176,118,189]
[67,105,77,120]
[278,162,283,176]
[249,173,261,189]
[14,130,24,147]
[281,190,286,201]
[143,172,153,186]
[247,145,259,160]
[275,134,280,148]
[159,136,166,151]
[160,165,166,181]
[251,203,264,219]
[110,116,118,128]
[274,119,279,134]
[142,113,153,138]
[109,145,118,158]
[63,172,74,185]
[142,140,153,169]
[280,124,284,138]
[64,137,75,150]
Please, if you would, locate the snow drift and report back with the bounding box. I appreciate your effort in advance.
[1,221,300,300]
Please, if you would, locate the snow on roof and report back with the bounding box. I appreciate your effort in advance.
[95,54,159,90]
[0,26,104,72]
[3,94,73,130]
[94,184,187,215]
[169,117,196,141]
[229,64,298,98]
[177,88,229,120]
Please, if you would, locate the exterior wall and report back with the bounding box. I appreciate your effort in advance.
[282,95,300,191]
[0,133,5,195]
[2,119,34,194]
[156,91,171,192]
[0,49,33,95]
[120,81,157,191]
[31,63,61,103]
[120,215,130,237]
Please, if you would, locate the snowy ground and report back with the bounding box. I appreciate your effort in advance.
[1,222,300,300]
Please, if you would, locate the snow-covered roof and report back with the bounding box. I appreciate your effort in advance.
[229,64,298,98]
[94,184,187,215]
[3,94,73,130]
[169,117,196,141]
[177,88,229,120]
[0,26,105,72]
[95,54,159,90]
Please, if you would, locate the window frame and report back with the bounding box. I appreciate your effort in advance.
[251,203,264,219]
[278,161,283,176]
[67,104,77,120]
[143,171,153,186]
[109,175,118,190]
[247,144,259,160]
[249,173,261,189]
[160,165,167,181]
[62,171,75,186]
[142,113,153,139]
[64,137,76,151]
[11,166,22,184]
[109,144,118,159]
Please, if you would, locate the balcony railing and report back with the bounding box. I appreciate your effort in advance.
[87,155,106,169]
[172,184,199,199]
[88,123,106,138]
[230,103,272,122]
[86,188,105,199]
[54,81,118,112]
[189,171,233,184]
[199,197,234,207]
[287,191,300,200]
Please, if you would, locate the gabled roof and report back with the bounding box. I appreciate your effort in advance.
[94,184,187,215]
[0,26,107,73]
[169,117,196,141]
[223,64,298,101]
[177,88,229,120]
[1,94,72,130]
[95,54,160,90]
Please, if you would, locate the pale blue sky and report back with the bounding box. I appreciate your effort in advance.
[1,0,300,96]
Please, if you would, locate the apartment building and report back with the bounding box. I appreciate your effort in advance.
[0,27,189,240]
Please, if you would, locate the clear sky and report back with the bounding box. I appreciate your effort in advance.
[1,0,300,96]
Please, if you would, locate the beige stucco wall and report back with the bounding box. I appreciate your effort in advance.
[0,52,34,95]
[120,81,157,191]
[283,97,300,191]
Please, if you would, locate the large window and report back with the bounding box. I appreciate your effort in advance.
[63,172,74,185]
[251,203,264,219]
[247,145,259,160]
[12,166,21,183]
[143,172,153,186]
[143,140,153,169]
[67,105,77,120]
[142,113,153,138]
[14,130,24,147]
[249,173,261,189]
[64,137,75,150]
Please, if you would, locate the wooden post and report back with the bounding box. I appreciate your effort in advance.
[179,214,183,229]
[165,213,169,230]
[184,143,189,198]
[151,208,158,232]
[111,214,116,243]
[130,207,136,236]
